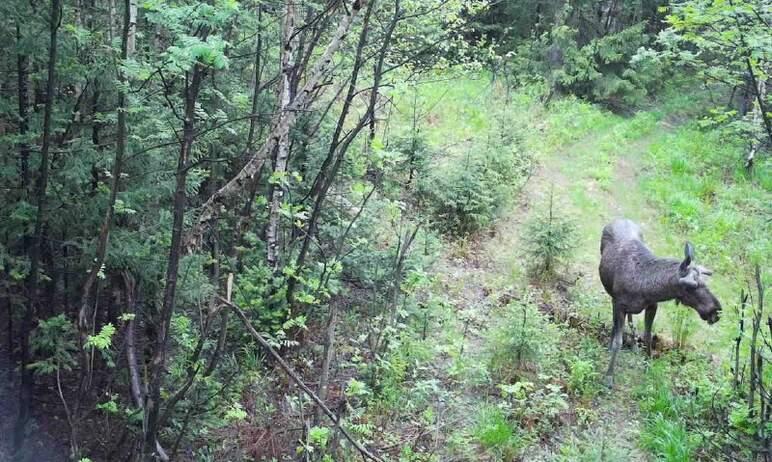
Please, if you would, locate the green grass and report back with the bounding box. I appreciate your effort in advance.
[389,73,495,154]
[640,414,699,462]
[473,405,525,459]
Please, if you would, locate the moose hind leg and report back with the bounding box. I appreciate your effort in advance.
[644,304,657,357]
[608,300,619,351]
[605,305,625,388]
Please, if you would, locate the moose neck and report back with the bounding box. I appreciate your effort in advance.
[637,257,685,303]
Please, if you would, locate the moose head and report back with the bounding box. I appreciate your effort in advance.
[677,242,721,324]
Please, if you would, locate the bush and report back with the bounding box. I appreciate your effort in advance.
[473,406,523,459]
[567,357,599,398]
[426,156,499,235]
[421,110,533,236]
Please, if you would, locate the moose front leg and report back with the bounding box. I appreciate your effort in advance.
[605,303,625,388]
[627,313,638,353]
[644,304,657,357]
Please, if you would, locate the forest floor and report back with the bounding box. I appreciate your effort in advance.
[0,336,67,461]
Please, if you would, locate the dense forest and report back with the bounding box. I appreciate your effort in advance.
[0,0,769,461]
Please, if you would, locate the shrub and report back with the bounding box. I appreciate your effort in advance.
[498,380,569,436]
[426,156,498,235]
[28,314,78,375]
[567,357,599,398]
[421,111,532,236]
[473,406,523,459]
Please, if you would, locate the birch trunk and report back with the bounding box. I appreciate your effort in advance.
[266,1,298,270]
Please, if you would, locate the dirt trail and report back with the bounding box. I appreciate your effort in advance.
[518,127,661,460]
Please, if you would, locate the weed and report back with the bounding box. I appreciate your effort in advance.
[567,357,600,398]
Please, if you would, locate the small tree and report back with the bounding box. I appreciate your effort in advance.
[523,188,578,278]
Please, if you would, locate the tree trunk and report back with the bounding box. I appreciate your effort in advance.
[142,62,205,461]
[16,22,30,192]
[15,0,61,453]
[78,0,135,395]
[189,0,367,249]
[266,1,298,270]
[289,0,394,304]
[315,299,338,425]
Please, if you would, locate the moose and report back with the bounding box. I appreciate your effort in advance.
[599,218,722,387]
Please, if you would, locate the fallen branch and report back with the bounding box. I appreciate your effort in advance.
[217,295,384,462]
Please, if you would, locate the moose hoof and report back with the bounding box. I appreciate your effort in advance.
[603,375,614,389]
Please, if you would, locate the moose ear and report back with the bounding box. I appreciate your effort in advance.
[679,242,694,277]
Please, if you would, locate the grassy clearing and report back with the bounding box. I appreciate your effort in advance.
[348,72,769,461]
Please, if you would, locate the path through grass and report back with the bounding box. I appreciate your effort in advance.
[376,73,768,461]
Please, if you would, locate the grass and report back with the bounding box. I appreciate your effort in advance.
[473,405,523,455]
[640,414,699,462]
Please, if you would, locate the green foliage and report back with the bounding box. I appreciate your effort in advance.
[658,0,772,144]
[308,426,331,449]
[641,117,771,342]
[670,307,697,349]
[96,395,120,415]
[556,431,636,461]
[494,378,570,445]
[551,23,662,107]
[233,264,292,336]
[504,19,668,108]
[424,154,498,235]
[28,315,78,375]
[420,104,533,235]
[636,368,701,462]
[566,357,599,398]
[473,406,523,458]
[85,323,116,350]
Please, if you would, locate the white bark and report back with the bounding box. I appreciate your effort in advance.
[266,1,297,269]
